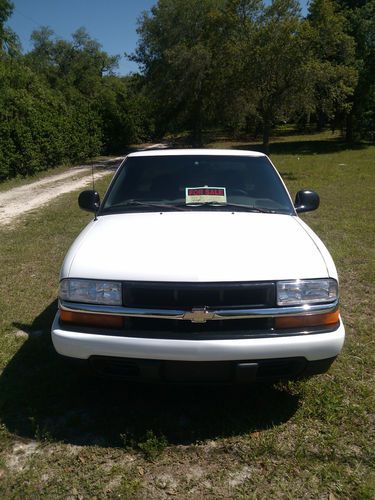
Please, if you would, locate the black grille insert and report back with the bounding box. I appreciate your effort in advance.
[123,281,276,309]
[123,317,273,339]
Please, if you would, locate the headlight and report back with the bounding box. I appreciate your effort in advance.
[59,279,122,305]
[276,279,338,306]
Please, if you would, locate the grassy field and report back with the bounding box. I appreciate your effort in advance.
[0,132,374,498]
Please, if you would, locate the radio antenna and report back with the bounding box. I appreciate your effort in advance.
[92,162,98,221]
[91,162,95,191]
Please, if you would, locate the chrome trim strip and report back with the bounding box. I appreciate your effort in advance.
[59,299,339,322]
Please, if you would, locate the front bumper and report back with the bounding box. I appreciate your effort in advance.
[51,311,345,363]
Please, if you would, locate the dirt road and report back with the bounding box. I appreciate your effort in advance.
[0,160,123,226]
[0,144,171,226]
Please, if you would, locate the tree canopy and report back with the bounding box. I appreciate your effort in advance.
[131,0,361,149]
[0,5,143,181]
[0,0,373,180]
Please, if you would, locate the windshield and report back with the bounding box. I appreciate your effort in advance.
[101,154,294,215]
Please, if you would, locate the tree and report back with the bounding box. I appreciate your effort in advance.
[0,11,150,181]
[98,75,146,153]
[130,0,228,145]
[236,0,357,150]
[306,0,357,132]
[211,0,263,135]
[0,0,20,56]
[332,0,375,141]
[0,25,130,180]
[27,27,119,95]
[233,0,311,150]
[132,0,311,149]
[0,58,103,180]
[26,27,140,154]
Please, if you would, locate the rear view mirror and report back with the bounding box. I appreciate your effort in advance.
[78,190,100,213]
[294,190,320,213]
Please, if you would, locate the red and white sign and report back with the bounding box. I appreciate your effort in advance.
[185,186,227,204]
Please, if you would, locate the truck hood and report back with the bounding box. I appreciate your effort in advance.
[62,212,329,282]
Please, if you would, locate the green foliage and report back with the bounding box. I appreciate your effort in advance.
[0,0,20,56]
[131,0,228,144]
[239,0,311,148]
[138,430,168,461]
[0,59,102,181]
[334,0,375,141]
[0,27,146,181]
[26,27,119,94]
[131,0,359,148]
[98,76,142,153]
[306,0,358,130]
[120,429,168,461]
[0,0,374,181]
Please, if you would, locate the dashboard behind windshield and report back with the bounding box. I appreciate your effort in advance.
[101,154,294,214]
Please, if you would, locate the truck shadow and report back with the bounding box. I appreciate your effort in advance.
[0,301,301,448]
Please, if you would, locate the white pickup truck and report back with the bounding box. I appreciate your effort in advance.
[51,149,345,383]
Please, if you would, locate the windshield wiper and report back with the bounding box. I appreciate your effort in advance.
[109,200,188,211]
[184,202,275,213]
[107,200,276,214]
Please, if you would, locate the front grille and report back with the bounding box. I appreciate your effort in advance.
[127,317,272,331]
[123,317,273,339]
[123,281,276,309]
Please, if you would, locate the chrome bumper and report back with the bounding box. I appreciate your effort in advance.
[59,299,339,324]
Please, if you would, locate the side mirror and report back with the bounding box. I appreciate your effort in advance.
[78,190,100,213]
[294,190,320,213]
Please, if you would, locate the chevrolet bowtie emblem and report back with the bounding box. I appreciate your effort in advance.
[184,307,215,323]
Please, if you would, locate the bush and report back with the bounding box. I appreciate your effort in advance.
[0,60,102,181]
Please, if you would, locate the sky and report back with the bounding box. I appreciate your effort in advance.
[8,0,309,76]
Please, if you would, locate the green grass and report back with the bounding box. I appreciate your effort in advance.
[0,132,374,497]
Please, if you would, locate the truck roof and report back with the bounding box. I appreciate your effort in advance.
[127,148,266,158]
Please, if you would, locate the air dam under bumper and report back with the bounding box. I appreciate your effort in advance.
[51,312,345,363]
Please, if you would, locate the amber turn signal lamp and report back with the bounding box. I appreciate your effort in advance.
[275,310,339,329]
[60,309,123,329]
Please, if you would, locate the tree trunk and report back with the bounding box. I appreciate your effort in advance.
[262,122,270,154]
[191,95,204,147]
[316,110,325,131]
[192,123,203,147]
[191,108,203,147]
[345,109,354,143]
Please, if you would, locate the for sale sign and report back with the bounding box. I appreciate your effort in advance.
[185,186,227,204]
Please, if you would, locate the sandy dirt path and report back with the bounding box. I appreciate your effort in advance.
[0,160,122,226]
